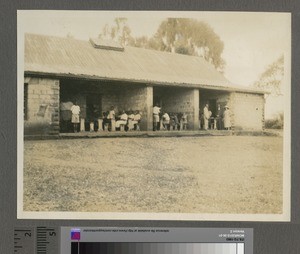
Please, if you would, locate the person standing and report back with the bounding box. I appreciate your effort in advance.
[162,112,170,130]
[107,106,115,121]
[203,103,211,130]
[216,104,223,130]
[107,106,116,131]
[223,105,231,130]
[70,101,80,133]
[153,103,161,131]
[181,112,188,130]
[101,111,110,131]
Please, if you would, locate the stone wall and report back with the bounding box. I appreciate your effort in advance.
[231,92,265,130]
[118,85,153,131]
[159,87,199,130]
[24,77,60,135]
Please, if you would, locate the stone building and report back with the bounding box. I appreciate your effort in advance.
[23,33,266,136]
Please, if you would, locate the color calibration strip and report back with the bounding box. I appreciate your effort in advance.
[71,243,244,254]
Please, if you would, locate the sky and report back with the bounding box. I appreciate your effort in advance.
[18,11,291,117]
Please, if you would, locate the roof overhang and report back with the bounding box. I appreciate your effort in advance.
[24,71,266,95]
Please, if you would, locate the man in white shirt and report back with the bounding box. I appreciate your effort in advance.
[153,103,161,131]
[132,110,142,130]
[127,111,135,131]
[107,106,115,120]
[162,112,170,130]
[70,101,80,132]
[116,110,128,129]
[203,103,212,130]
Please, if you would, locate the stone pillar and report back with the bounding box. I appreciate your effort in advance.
[90,122,94,132]
[146,86,153,131]
[98,119,103,131]
[191,89,199,130]
[80,118,85,131]
[111,119,116,131]
[138,86,153,131]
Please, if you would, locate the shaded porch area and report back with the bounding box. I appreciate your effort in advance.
[59,78,152,133]
[199,89,231,130]
[153,86,199,130]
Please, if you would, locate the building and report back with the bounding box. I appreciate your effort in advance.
[23,33,266,136]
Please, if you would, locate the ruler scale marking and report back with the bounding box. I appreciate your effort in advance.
[14,227,58,254]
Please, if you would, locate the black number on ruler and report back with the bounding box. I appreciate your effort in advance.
[49,232,56,237]
[25,232,32,237]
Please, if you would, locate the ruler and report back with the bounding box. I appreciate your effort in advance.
[14,227,59,254]
[14,227,34,254]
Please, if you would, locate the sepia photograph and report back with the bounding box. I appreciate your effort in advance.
[17,11,291,221]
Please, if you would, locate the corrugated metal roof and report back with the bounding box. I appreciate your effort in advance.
[24,33,265,94]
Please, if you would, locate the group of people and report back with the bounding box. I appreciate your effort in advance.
[69,103,141,132]
[153,104,188,131]
[68,101,231,133]
[101,106,142,131]
[202,103,231,130]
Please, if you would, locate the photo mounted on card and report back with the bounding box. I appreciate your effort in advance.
[17,10,291,221]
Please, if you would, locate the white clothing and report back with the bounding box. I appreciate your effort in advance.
[116,113,128,128]
[162,113,170,124]
[71,105,80,115]
[153,106,160,115]
[153,107,160,123]
[119,113,128,121]
[134,114,141,121]
[223,110,231,128]
[203,106,212,130]
[203,106,211,119]
[108,110,115,120]
[116,120,127,128]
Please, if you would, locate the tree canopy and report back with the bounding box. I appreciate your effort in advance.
[99,18,135,46]
[253,55,284,96]
[99,18,225,71]
[149,18,225,71]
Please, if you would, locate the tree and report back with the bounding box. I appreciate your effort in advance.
[253,55,284,124]
[148,18,225,71]
[99,18,225,71]
[253,55,284,96]
[99,18,134,46]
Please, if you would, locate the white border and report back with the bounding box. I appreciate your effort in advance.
[17,10,291,221]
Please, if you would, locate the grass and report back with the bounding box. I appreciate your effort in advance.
[23,136,283,214]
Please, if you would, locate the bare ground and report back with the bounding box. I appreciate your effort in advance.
[23,136,283,214]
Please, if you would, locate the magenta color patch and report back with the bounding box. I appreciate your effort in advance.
[71,230,80,240]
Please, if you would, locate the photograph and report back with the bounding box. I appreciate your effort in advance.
[17,11,291,221]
